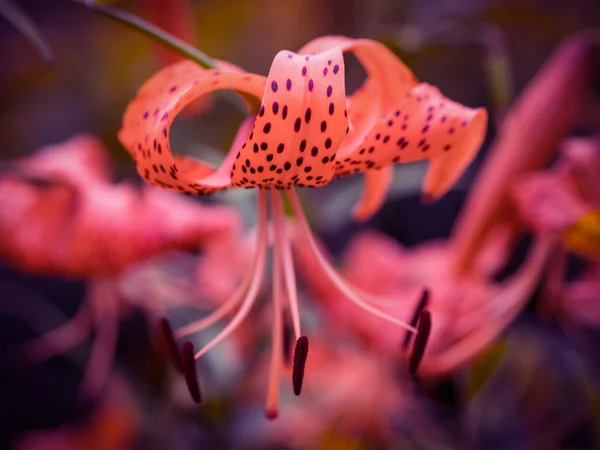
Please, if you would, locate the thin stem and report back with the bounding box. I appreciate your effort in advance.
[65,0,214,68]
[271,189,301,339]
[287,189,417,333]
[63,0,253,115]
[0,0,54,64]
[193,191,269,359]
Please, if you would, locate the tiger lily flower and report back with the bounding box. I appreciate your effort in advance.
[0,135,243,395]
[118,37,487,415]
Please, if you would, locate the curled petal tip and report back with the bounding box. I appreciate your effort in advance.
[409,310,432,376]
[181,341,202,404]
[265,409,279,420]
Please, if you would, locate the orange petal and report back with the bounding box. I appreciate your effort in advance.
[351,166,394,221]
[335,83,488,200]
[299,36,418,157]
[118,60,264,195]
[230,49,349,189]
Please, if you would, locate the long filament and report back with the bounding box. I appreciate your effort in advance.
[271,189,301,339]
[174,274,253,339]
[265,203,284,418]
[193,190,269,359]
[287,189,417,333]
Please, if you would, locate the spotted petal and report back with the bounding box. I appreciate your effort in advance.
[335,84,488,201]
[299,36,418,157]
[230,48,349,188]
[118,60,264,195]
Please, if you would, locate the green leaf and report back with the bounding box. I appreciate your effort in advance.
[0,0,54,64]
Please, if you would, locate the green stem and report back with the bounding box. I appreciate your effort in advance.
[64,0,257,114]
[66,0,216,69]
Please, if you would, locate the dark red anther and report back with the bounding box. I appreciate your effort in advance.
[409,310,432,376]
[402,288,430,351]
[292,336,309,396]
[158,318,183,372]
[181,341,202,403]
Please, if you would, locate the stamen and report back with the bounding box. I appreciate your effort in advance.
[287,189,417,332]
[271,189,301,339]
[402,289,430,351]
[266,214,284,420]
[282,311,293,366]
[292,336,309,395]
[193,191,269,359]
[409,310,432,376]
[181,341,202,403]
[174,277,251,339]
[159,318,183,372]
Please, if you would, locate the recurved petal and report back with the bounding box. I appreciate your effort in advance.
[299,36,418,157]
[335,84,487,200]
[230,49,349,189]
[118,60,264,195]
[351,166,394,221]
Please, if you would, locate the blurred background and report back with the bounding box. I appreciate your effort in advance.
[1,0,600,449]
